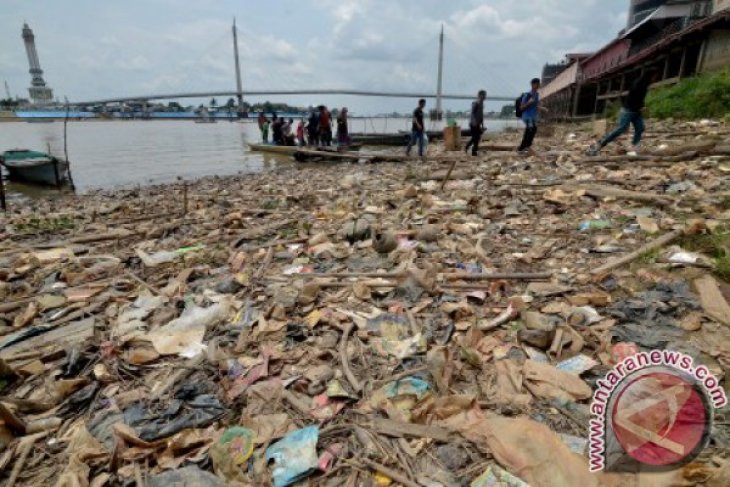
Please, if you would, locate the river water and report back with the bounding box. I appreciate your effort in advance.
[0,118,521,196]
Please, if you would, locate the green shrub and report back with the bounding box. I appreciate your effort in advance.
[646,68,730,119]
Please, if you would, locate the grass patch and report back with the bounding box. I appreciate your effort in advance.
[716,256,730,283]
[679,226,730,282]
[720,196,730,211]
[646,68,730,119]
[12,215,76,234]
[638,248,661,264]
[262,199,279,210]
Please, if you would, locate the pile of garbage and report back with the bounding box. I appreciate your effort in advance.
[0,118,729,486]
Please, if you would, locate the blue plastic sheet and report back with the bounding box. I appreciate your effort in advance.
[265,425,319,487]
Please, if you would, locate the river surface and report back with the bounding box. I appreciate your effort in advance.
[0,118,521,196]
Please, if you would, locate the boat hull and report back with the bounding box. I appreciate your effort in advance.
[248,143,361,155]
[351,133,409,146]
[1,150,69,186]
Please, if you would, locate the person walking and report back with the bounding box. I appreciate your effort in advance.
[587,68,660,156]
[337,107,350,146]
[517,78,541,155]
[465,90,486,156]
[406,98,426,158]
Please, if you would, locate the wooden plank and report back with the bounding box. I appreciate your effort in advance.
[294,149,361,162]
[694,275,730,327]
[0,318,95,359]
[576,185,673,207]
[369,417,451,442]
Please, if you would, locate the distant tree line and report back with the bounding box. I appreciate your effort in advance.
[0,98,21,110]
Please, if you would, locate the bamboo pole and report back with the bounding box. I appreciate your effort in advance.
[441,159,458,190]
[64,97,76,192]
[0,168,6,212]
[182,181,188,215]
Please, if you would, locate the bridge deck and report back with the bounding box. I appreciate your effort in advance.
[73,89,513,105]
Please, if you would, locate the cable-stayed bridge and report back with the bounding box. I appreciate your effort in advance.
[73,89,512,106]
[67,20,516,110]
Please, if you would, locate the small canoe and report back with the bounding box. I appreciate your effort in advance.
[248,143,362,155]
[0,149,68,186]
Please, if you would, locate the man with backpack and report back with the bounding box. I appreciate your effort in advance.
[465,90,487,157]
[516,78,541,155]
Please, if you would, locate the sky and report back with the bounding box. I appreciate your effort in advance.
[0,0,629,114]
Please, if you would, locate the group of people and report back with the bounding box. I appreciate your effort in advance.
[257,69,657,156]
[257,105,350,147]
[406,68,657,158]
[404,78,546,159]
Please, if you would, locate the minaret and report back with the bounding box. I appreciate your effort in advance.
[22,23,53,104]
[435,24,444,121]
[232,18,244,116]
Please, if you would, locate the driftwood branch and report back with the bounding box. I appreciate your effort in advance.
[360,458,423,487]
[591,228,685,275]
[340,322,362,393]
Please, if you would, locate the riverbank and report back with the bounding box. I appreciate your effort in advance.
[646,67,730,120]
[0,119,729,485]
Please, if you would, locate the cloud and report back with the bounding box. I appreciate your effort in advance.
[113,55,151,71]
[0,0,630,112]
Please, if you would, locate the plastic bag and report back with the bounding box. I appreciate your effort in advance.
[266,425,319,487]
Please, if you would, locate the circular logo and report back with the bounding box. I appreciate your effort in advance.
[610,368,711,468]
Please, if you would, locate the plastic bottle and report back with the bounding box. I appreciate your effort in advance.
[578,220,612,232]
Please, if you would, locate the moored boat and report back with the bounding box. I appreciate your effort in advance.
[350,133,409,146]
[0,149,68,186]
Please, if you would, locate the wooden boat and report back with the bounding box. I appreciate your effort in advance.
[350,133,409,146]
[0,149,68,186]
[248,143,362,155]
[397,129,473,139]
[293,149,409,164]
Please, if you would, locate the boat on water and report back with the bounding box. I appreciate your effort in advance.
[0,149,68,186]
[195,107,217,123]
[248,143,362,155]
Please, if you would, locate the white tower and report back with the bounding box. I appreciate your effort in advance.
[22,23,53,104]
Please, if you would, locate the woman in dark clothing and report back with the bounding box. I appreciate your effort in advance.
[307,111,319,146]
[336,107,349,146]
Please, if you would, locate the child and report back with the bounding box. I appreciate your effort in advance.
[262,118,270,143]
[297,118,305,147]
